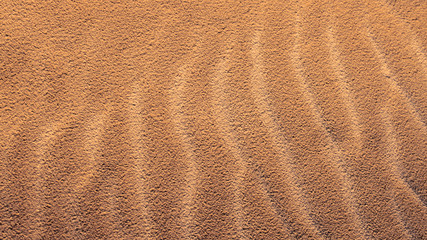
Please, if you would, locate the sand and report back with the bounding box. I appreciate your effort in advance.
[1,1,426,239]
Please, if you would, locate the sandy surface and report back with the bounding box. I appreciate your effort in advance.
[1,1,426,239]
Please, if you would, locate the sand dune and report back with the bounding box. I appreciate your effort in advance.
[1,1,426,239]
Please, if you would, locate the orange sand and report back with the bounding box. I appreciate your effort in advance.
[1,1,426,239]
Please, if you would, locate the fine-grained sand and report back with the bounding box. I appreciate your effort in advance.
[1,1,426,239]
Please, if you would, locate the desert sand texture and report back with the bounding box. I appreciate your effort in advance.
[1,0,426,239]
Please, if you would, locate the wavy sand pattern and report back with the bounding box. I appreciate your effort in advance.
[1,1,426,239]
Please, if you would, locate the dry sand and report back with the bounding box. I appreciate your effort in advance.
[1,1,426,239]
